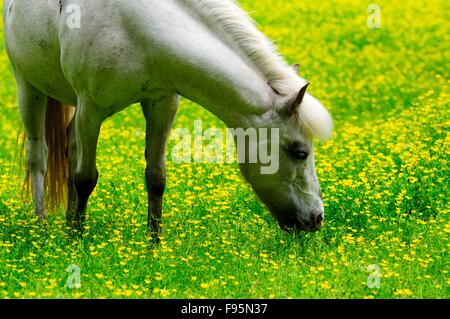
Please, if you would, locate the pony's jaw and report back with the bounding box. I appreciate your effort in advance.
[241,171,325,233]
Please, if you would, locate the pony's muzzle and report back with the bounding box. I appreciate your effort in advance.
[278,209,324,233]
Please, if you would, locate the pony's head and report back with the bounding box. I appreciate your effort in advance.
[239,83,333,232]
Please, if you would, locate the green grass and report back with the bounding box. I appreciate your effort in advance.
[0,0,449,298]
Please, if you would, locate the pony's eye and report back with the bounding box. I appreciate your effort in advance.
[290,150,309,160]
[287,143,309,160]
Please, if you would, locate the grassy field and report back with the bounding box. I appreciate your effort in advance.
[0,0,449,299]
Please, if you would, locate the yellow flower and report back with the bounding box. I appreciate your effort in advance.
[319,282,331,289]
[394,289,413,297]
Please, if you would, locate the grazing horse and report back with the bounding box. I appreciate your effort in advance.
[3,0,333,239]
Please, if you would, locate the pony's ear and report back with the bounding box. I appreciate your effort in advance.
[284,83,309,117]
[293,63,300,73]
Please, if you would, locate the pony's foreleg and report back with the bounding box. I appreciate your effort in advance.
[66,116,78,225]
[66,102,102,231]
[141,94,179,242]
[17,78,48,219]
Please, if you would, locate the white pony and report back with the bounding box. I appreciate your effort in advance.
[3,0,333,239]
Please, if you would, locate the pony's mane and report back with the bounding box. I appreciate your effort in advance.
[181,0,304,96]
[182,0,333,140]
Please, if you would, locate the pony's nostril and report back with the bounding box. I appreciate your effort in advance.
[315,213,323,225]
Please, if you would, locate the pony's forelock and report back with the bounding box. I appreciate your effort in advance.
[297,94,334,142]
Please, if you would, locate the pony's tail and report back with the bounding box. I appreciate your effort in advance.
[45,98,74,211]
[23,98,74,212]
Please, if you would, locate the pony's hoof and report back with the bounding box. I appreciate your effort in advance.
[148,232,161,244]
[66,220,85,238]
[37,210,47,220]
[67,226,83,239]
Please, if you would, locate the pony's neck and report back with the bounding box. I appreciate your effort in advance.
[137,0,299,128]
[172,49,279,129]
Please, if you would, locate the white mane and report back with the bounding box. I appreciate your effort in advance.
[181,0,305,96]
[182,0,333,140]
